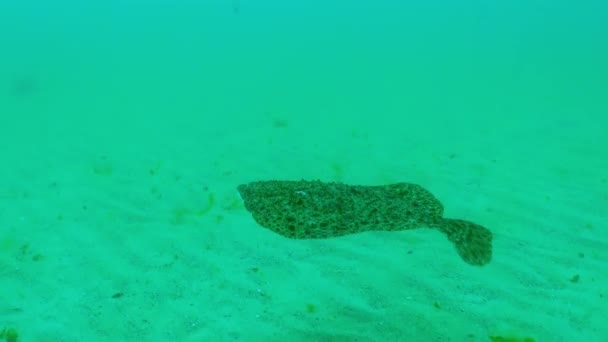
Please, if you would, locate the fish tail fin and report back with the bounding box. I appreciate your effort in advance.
[436,218,493,266]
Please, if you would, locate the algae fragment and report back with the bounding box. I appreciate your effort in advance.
[196,192,215,216]
[570,274,580,283]
[0,327,18,342]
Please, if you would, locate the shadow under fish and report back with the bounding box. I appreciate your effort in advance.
[238,180,493,266]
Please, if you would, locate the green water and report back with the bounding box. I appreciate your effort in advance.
[3,1,606,149]
[1,1,606,341]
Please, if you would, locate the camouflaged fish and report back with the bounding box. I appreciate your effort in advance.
[237,180,492,266]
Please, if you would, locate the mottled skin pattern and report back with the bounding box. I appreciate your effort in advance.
[238,180,493,266]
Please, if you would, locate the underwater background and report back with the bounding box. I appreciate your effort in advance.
[1,0,606,340]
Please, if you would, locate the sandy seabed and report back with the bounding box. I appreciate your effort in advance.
[1,112,606,342]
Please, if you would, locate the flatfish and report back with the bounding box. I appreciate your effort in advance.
[238,180,492,266]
